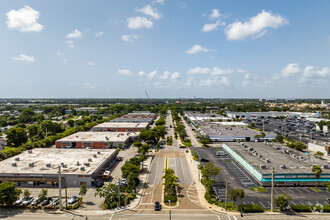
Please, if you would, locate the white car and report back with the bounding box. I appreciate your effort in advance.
[15,197,25,205]
[216,151,226,156]
[21,197,34,206]
[30,197,40,206]
[120,179,127,185]
[50,198,59,206]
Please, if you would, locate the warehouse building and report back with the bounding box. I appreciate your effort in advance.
[222,142,330,186]
[122,111,156,119]
[0,148,118,187]
[308,141,330,156]
[91,122,149,132]
[56,131,139,149]
[226,111,321,120]
[184,112,229,121]
[110,117,154,123]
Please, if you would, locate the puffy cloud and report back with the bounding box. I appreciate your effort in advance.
[300,66,330,83]
[127,16,153,29]
[95,31,103,37]
[210,9,221,19]
[199,76,230,88]
[273,63,301,79]
[87,61,95,66]
[186,44,210,54]
[117,69,132,76]
[6,6,43,32]
[187,67,233,75]
[138,70,157,80]
[11,54,35,62]
[225,10,288,40]
[66,29,83,38]
[161,71,180,80]
[64,40,75,48]
[121,35,141,42]
[63,59,68,63]
[154,0,164,5]
[56,52,62,56]
[137,5,161,20]
[202,20,225,32]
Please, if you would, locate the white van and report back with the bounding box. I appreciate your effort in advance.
[216,151,226,156]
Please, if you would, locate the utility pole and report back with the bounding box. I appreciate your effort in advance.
[271,167,274,212]
[58,166,62,211]
[225,179,228,211]
[118,179,121,209]
[262,120,265,132]
[65,178,68,209]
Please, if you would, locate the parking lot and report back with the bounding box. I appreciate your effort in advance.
[193,146,330,209]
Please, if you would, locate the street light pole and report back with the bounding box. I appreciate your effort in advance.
[118,179,121,209]
[225,179,228,211]
[58,166,62,211]
[271,167,274,212]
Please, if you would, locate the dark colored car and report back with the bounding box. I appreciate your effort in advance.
[154,201,161,211]
[179,145,186,148]
[200,158,209,162]
[116,156,123,161]
[41,197,52,206]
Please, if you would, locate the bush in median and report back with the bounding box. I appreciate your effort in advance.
[290,205,311,212]
[237,204,264,213]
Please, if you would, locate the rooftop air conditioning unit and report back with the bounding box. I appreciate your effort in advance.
[88,158,92,162]
[279,165,286,169]
[322,164,328,169]
[93,154,97,158]
[76,161,80,165]
[63,164,67,168]
[84,162,90,167]
[260,165,266,169]
[28,150,32,154]
[15,157,19,161]
[80,167,85,171]
[266,159,271,163]
[12,163,17,167]
[29,163,35,167]
[46,163,51,168]
[97,151,101,154]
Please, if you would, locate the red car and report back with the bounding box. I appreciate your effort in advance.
[116,157,123,161]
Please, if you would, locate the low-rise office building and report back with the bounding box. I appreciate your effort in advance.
[308,141,330,156]
[56,131,139,149]
[91,122,149,132]
[110,117,154,123]
[222,142,330,186]
[0,148,118,187]
[122,111,156,119]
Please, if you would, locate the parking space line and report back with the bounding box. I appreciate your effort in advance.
[287,188,294,193]
[307,201,312,206]
[300,201,305,205]
[291,201,296,205]
[259,201,265,208]
[295,188,302,193]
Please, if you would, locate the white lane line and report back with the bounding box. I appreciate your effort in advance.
[233,216,237,220]
[259,201,265,208]
[109,213,114,220]
[287,188,294,193]
[291,201,297,205]
[300,201,305,205]
[267,201,271,206]
[217,215,221,220]
[307,201,312,206]
[243,201,246,204]
[295,188,302,193]
[227,216,231,220]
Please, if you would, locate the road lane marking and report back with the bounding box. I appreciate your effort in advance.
[227,216,231,220]
[233,216,237,220]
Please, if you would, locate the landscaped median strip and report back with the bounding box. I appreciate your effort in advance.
[162,156,179,208]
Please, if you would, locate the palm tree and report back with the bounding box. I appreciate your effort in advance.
[312,165,322,188]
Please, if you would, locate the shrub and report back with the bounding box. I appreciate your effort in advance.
[311,205,330,212]
[237,204,264,213]
[290,205,311,212]
[204,192,217,205]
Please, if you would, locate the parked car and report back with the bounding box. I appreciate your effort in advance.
[95,180,104,187]
[154,201,161,211]
[200,158,209,162]
[30,197,41,206]
[15,197,25,205]
[216,151,226,156]
[120,179,127,186]
[21,196,34,206]
[41,197,52,206]
[116,156,123,161]
[50,198,59,206]
[179,145,186,148]
[68,196,79,205]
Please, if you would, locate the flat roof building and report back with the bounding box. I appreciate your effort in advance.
[0,148,118,187]
[122,111,156,119]
[110,117,154,123]
[222,142,330,186]
[91,122,149,132]
[56,131,140,149]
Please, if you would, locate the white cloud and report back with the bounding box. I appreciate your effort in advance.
[6,6,43,32]
[225,10,288,40]
[202,20,225,32]
[64,40,75,48]
[121,35,141,42]
[127,16,153,29]
[84,83,97,89]
[11,54,35,62]
[161,71,180,80]
[95,31,103,37]
[210,9,221,19]
[184,77,194,87]
[273,63,301,79]
[154,0,164,5]
[87,61,95,66]
[63,59,68,63]
[118,69,132,76]
[56,52,62,56]
[138,70,157,80]
[199,76,230,88]
[300,66,330,83]
[66,29,83,38]
[137,5,161,20]
[187,67,233,75]
[186,44,210,54]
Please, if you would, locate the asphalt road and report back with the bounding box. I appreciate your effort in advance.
[193,146,330,209]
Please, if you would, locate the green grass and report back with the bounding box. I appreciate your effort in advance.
[249,187,268,192]
[311,187,322,192]
[224,159,232,162]
[218,202,236,211]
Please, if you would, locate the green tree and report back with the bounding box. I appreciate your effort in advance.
[201,162,221,180]
[312,165,322,188]
[315,151,324,159]
[0,182,22,206]
[6,127,28,147]
[121,162,140,179]
[79,183,88,202]
[38,189,48,201]
[40,120,62,135]
[95,183,123,209]
[67,119,75,128]
[275,194,291,211]
[229,188,245,207]
[23,189,31,200]
[274,134,284,143]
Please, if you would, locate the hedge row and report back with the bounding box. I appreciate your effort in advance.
[238,204,264,213]
[290,205,312,212]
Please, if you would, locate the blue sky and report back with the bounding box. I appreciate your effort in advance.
[1,0,329,98]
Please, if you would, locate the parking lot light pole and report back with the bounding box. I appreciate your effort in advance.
[118,179,121,209]
[58,166,62,211]
[225,179,228,211]
[271,167,274,212]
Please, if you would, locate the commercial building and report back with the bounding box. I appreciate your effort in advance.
[0,148,118,187]
[222,142,330,186]
[122,111,156,119]
[110,117,154,124]
[55,131,139,149]
[184,112,229,121]
[91,122,149,132]
[226,111,321,120]
[308,141,330,156]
